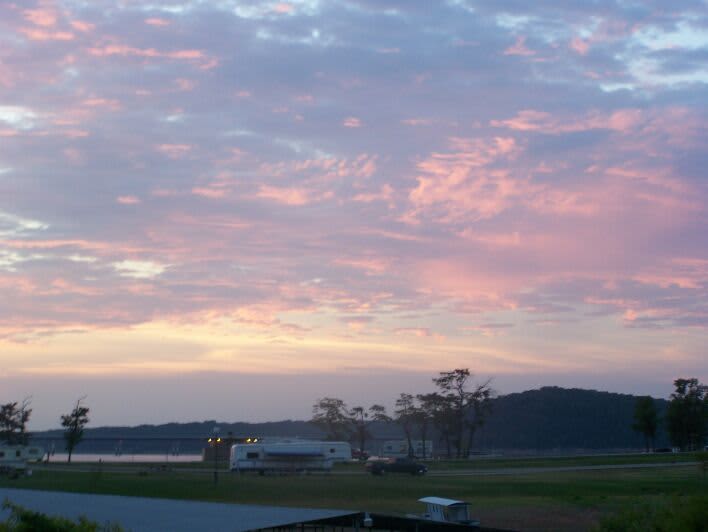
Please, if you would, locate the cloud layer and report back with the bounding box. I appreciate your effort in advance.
[0,0,706,423]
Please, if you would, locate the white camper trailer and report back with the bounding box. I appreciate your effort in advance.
[230,441,351,473]
[0,445,45,474]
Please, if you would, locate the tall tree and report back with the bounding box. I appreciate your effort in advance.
[394,394,417,457]
[61,398,90,463]
[632,396,658,451]
[433,369,494,458]
[665,378,708,451]
[311,397,351,441]
[0,398,32,445]
[349,404,390,453]
[415,393,437,459]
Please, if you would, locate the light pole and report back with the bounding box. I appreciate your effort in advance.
[210,426,221,485]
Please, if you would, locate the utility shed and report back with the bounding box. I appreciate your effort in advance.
[419,496,478,525]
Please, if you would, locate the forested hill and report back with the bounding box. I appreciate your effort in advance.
[474,387,669,450]
[33,387,670,452]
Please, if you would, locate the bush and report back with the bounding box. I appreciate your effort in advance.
[596,496,708,532]
[0,500,124,532]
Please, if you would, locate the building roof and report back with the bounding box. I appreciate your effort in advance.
[0,488,360,532]
[419,496,469,507]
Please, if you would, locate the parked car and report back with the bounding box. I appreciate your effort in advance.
[369,457,427,476]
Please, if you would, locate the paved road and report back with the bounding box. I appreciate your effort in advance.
[0,488,357,531]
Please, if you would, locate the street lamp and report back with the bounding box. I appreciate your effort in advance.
[209,426,221,485]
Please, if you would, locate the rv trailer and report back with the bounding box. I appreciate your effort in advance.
[0,445,45,476]
[230,441,351,473]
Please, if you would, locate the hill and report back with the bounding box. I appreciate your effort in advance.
[31,387,669,454]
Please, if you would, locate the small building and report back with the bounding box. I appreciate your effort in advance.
[419,496,480,527]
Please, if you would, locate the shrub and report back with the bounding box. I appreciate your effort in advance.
[1,500,124,532]
[596,496,708,532]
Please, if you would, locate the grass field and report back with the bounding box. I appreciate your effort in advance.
[1,456,706,531]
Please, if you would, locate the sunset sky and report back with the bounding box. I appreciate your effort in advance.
[1,0,707,429]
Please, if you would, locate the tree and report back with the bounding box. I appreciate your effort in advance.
[311,397,351,441]
[61,398,90,463]
[632,396,658,451]
[0,397,32,445]
[665,378,708,451]
[349,404,390,453]
[415,393,437,459]
[432,369,494,458]
[394,394,417,457]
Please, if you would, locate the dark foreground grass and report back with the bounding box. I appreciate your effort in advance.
[1,463,706,532]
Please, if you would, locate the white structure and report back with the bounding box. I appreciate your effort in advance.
[0,445,44,472]
[419,497,479,526]
[382,439,432,458]
[230,441,351,473]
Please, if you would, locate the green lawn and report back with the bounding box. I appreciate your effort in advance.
[1,459,706,532]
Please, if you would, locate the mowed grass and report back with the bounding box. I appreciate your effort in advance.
[1,460,706,532]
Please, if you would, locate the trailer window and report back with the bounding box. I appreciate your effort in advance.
[330,448,336,453]
[16,450,21,457]
[246,452,259,459]
[0,451,4,458]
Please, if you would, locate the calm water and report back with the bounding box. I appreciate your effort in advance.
[46,453,203,463]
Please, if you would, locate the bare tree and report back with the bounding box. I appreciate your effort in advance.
[61,397,90,463]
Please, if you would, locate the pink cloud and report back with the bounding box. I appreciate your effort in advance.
[82,98,121,110]
[256,186,311,205]
[116,196,140,205]
[156,144,192,158]
[343,117,362,128]
[86,44,214,69]
[20,28,74,41]
[353,184,394,204]
[191,187,227,199]
[394,327,444,341]
[504,36,535,56]
[407,136,525,223]
[570,37,590,55]
[333,258,389,275]
[401,118,432,126]
[70,20,94,32]
[491,109,644,134]
[272,3,294,14]
[145,18,171,27]
[23,8,57,27]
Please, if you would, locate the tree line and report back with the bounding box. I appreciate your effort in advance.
[311,368,494,458]
[633,378,708,451]
[0,397,90,462]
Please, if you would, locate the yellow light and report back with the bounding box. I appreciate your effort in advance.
[253,438,258,442]
[207,438,212,443]
[217,438,221,442]
[246,438,251,443]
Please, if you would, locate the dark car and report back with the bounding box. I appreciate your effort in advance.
[370,457,427,476]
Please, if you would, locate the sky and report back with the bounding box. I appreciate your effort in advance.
[1,0,707,429]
